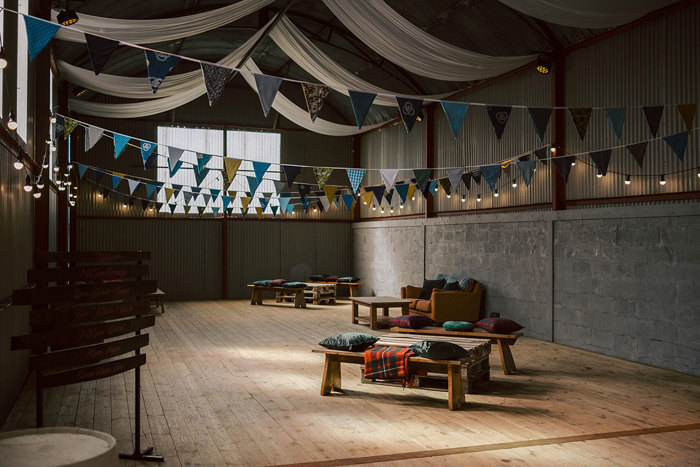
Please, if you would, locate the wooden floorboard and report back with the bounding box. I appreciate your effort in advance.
[2,299,699,466]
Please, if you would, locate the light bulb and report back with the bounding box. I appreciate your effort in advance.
[98,192,103,198]
[512,179,517,188]
[550,147,556,153]
[624,175,631,185]
[571,160,576,167]
[390,207,394,213]
[67,164,73,171]
[14,159,24,170]
[0,46,7,70]
[446,193,451,198]
[313,207,317,212]
[53,165,59,173]
[24,175,32,192]
[50,114,57,124]
[69,200,75,206]
[400,203,404,209]
[363,200,367,205]
[697,168,700,178]
[476,194,482,202]
[122,202,128,208]
[461,195,466,202]
[372,205,376,211]
[58,184,66,191]
[66,181,72,186]
[659,175,666,185]
[7,110,17,131]
[434,186,438,192]
[33,186,41,199]
[51,144,56,152]
[596,171,603,178]
[42,162,49,168]
[411,196,415,201]
[381,207,385,213]
[149,206,154,211]
[36,177,44,189]
[494,190,499,198]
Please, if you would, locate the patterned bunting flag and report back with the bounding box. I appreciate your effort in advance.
[552,155,576,183]
[127,179,140,195]
[395,183,410,203]
[367,185,385,204]
[313,167,333,188]
[221,195,233,210]
[438,178,452,195]
[516,160,536,187]
[534,147,549,165]
[298,184,312,200]
[605,107,627,140]
[140,141,156,170]
[380,168,398,190]
[527,107,552,142]
[240,197,252,211]
[348,91,376,129]
[64,118,78,140]
[446,168,464,192]
[145,50,179,94]
[253,161,270,182]
[323,186,338,205]
[77,164,88,179]
[111,174,123,190]
[663,131,688,161]
[84,126,104,151]
[165,188,175,201]
[569,108,592,140]
[259,197,269,211]
[85,33,119,75]
[246,175,260,195]
[196,153,212,173]
[480,165,501,191]
[461,173,471,191]
[677,104,696,131]
[24,16,60,62]
[642,106,664,137]
[342,194,355,211]
[625,141,648,168]
[282,165,301,188]
[486,106,512,139]
[346,168,366,193]
[441,102,470,139]
[278,197,291,213]
[54,115,65,140]
[589,149,612,176]
[360,191,374,206]
[201,63,233,107]
[396,97,423,133]
[301,83,330,122]
[384,189,394,205]
[253,73,282,117]
[413,169,431,192]
[114,133,130,158]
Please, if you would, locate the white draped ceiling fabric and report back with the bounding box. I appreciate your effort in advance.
[497,0,679,28]
[321,0,536,82]
[51,0,275,43]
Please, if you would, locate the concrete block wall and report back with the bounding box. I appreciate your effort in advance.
[352,202,700,375]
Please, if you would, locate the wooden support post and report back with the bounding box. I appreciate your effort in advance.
[425,105,436,218]
[221,216,228,299]
[551,52,567,211]
[57,87,69,250]
[320,355,341,395]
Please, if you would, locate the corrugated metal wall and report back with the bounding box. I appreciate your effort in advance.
[565,6,699,200]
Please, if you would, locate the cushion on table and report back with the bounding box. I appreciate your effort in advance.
[268,279,287,287]
[475,318,523,333]
[390,314,434,329]
[309,274,325,281]
[409,340,470,360]
[337,276,360,283]
[443,321,475,331]
[252,280,271,286]
[282,282,308,288]
[319,332,379,352]
[324,275,340,281]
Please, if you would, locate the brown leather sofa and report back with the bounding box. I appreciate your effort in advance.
[400,279,483,324]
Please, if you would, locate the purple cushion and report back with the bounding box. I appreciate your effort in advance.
[390,314,434,329]
[324,275,340,281]
[475,318,523,334]
[268,279,287,287]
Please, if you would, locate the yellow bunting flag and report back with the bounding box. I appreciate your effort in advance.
[228,190,237,199]
[323,185,338,204]
[240,196,252,211]
[255,207,263,219]
[164,188,175,201]
[677,103,696,131]
[407,184,416,200]
[184,205,191,215]
[361,191,374,206]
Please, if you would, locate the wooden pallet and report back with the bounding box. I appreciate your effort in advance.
[276,283,336,305]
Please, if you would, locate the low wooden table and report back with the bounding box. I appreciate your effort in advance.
[248,285,307,308]
[351,296,411,330]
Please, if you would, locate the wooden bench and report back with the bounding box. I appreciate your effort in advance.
[312,348,470,410]
[276,283,336,305]
[248,284,307,308]
[308,280,363,297]
[149,288,166,313]
[391,326,522,375]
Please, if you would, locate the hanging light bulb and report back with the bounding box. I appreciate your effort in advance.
[512,179,517,188]
[50,113,57,124]
[659,175,666,185]
[67,163,73,171]
[476,194,482,202]
[58,184,66,191]
[98,192,103,198]
[149,205,154,212]
[372,204,376,211]
[400,203,404,209]
[411,195,415,201]
[13,157,24,170]
[536,55,551,74]
[36,176,44,189]
[494,190,499,197]
[446,193,451,198]
[434,185,438,193]
[596,171,603,178]
[461,195,466,203]
[122,201,128,208]
[7,110,17,131]
[33,186,41,199]
[624,175,631,185]
[57,2,79,26]
[313,207,317,212]
[390,207,394,213]
[0,46,7,70]
[381,207,385,213]
[550,147,556,154]
[42,160,49,168]
[69,200,75,206]
[571,160,576,167]
[363,200,367,205]
[23,175,32,192]
[697,167,700,178]
[53,164,60,173]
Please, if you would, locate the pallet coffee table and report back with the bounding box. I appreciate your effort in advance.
[351,296,411,330]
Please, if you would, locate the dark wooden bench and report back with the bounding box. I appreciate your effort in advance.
[391,326,522,375]
[149,288,166,313]
[248,284,308,308]
[312,348,471,410]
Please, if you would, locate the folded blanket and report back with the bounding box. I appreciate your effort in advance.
[364,345,415,387]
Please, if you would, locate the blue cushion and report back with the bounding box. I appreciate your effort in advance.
[282,282,307,288]
[253,280,271,286]
[436,274,449,282]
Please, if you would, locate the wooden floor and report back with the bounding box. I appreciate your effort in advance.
[2,300,699,466]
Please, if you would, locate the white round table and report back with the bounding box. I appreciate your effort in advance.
[0,427,118,467]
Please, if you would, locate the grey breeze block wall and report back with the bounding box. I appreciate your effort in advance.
[352,202,700,375]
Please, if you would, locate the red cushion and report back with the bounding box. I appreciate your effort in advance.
[324,275,340,281]
[390,314,434,329]
[268,279,288,287]
[475,318,523,334]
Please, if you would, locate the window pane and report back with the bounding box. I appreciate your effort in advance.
[226,130,281,210]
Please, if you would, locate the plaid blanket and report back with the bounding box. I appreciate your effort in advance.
[364,345,415,387]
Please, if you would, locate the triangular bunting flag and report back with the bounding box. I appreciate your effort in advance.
[625,141,648,168]
[77,164,88,179]
[141,200,150,211]
[168,204,176,214]
[395,183,410,203]
[605,107,627,140]
[323,186,338,204]
[407,184,416,200]
[346,168,366,193]
[282,165,301,188]
[534,147,549,165]
[368,185,385,205]
[273,180,287,194]
[461,173,471,191]
[221,195,233,210]
[145,50,179,94]
[480,165,501,191]
[111,175,123,190]
[380,168,398,190]
[140,141,156,170]
[259,197,269,211]
[677,103,696,131]
[319,196,330,212]
[426,180,438,197]
[183,191,193,205]
[165,187,175,201]
[472,172,481,185]
[663,131,688,161]
[413,169,431,192]
[527,107,552,142]
[642,106,664,137]
[184,206,192,215]
[384,189,394,204]
[302,198,310,211]
[54,115,64,140]
[240,197,252,211]
[196,153,212,173]
[255,207,263,219]
[202,194,211,205]
[194,166,210,186]
[64,118,78,139]
[298,184,312,200]
[253,161,270,182]
[24,16,60,62]
[313,167,333,189]
[247,175,260,194]
[201,62,233,107]
[438,178,451,195]
[358,191,372,206]
[278,197,291,213]
[569,108,592,140]
[396,97,423,133]
[301,83,330,122]
[84,126,104,151]
[127,179,140,195]
[286,203,295,215]
[168,146,184,173]
[209,188,220,202]
[486,106,512,139]
[253,73,282,117]
[446,168,463,192]
[84,33,119,75]
[441,102,470,139]
[93,170,106,185]
[342,194,355,211]
[348,91,376,129]
[589,149,612,176]
[114,133,130,158]
[516,160,536,187]
[270,206,278,216]
[212,207,220,216]
[552,156,576,183]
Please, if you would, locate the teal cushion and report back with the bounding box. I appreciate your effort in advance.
[282,282,307,288]
[253,280,271,286]
[409,341,469,360]
[436,274,449,281]
[443,321,475,332]
[319,333,378,352]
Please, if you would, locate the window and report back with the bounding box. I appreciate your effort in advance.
[156,127,280,214]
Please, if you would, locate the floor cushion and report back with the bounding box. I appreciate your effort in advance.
[390,314,434,329]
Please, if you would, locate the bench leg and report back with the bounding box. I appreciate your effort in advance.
[370,305,378,330]
[321,356,341,395]
[447,363,465,410]
[382,306,389,317]
[250,289,257,305]
[498,340,517,375]
[348,285,357,297]
[295,291,306,308]
[352,301,358,324]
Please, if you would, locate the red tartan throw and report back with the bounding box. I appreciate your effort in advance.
[364,345,415,387]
